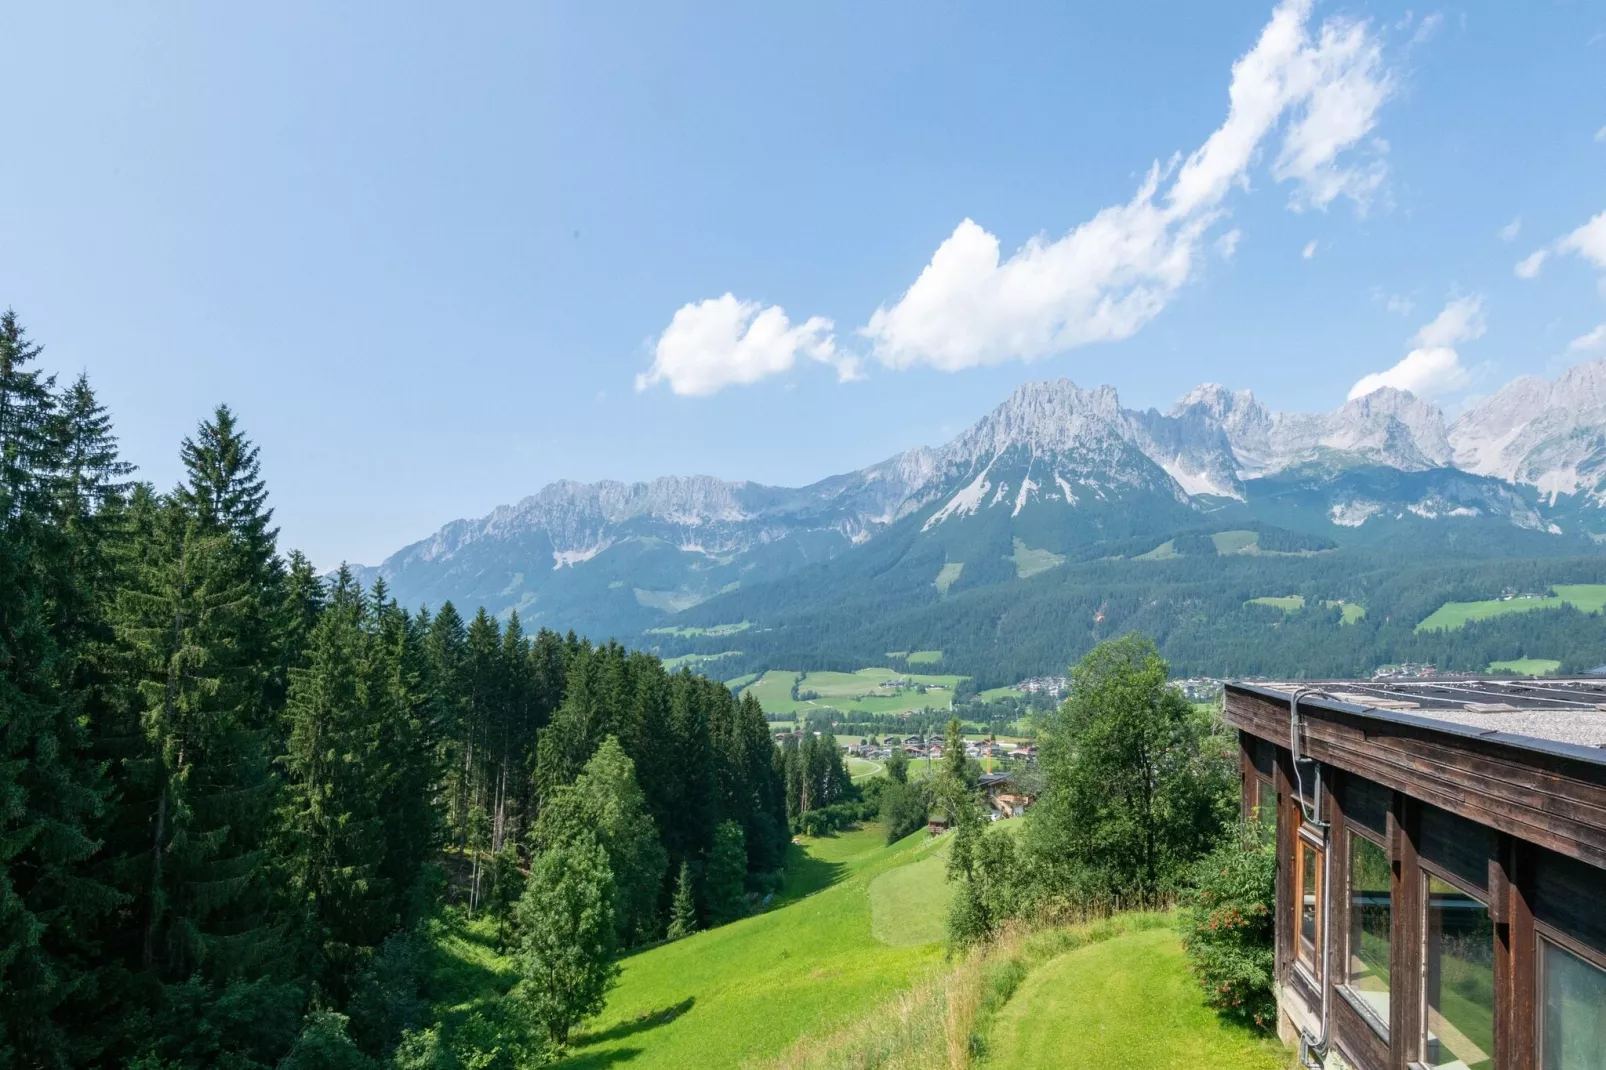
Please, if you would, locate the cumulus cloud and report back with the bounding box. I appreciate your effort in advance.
[1512,209,1606,283]
[634,294,857,396]
[1568,324,1606,356]
[1348,295,1485,400]
[1596,125,1606,143]
[1560,210,1606,269]
[1514,250,1548,279]
[1302,240,1318,259]
[861,0,1396,373]
[1215,229,1242,259]
[1499,217,1521,242]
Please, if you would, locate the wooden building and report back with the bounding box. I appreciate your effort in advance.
[1223,679,1606,1070]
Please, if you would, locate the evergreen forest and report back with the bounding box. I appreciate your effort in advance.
[0,313,861,1067]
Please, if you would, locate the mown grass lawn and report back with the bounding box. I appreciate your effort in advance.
[985,926,1287,1070]
[554,822,948,1070]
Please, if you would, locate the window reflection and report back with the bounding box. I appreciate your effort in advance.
[1422,875,1494,1070]
[1344,833,1391,1028]
[1541,939,1606,1070]
[1297,834,1323,972]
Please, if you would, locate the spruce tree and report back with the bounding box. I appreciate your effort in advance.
[0,312,115,1065]
[704,821,748,925]
[666,862,697,940]
[114,495,279,981]
[280,567,388,993]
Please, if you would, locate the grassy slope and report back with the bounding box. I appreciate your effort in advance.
[985,926,1286,1070]
[1212,530,1259,554]
[1247,595,1305,613]
[1489,657,1562,675]
[753,667,967,717]
[1415,583,1606,632]
[556,824,948,1070]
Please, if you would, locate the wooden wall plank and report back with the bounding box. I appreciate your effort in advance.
[1226,688,1606,870]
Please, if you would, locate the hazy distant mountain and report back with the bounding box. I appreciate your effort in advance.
[1450,360,1606,503]
[353,362,1606,636]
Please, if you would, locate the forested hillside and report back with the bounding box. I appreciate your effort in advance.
[0,312,863,1067]
[653,502,1606,686]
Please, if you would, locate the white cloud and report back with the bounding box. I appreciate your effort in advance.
[1499,217,1521,242]
[860,0,1397,374]
[1559,210,1606,269]
[1514,249,1548,279]
[1348,295,1485,400]
[1595,125,1606,143]
[1411,12,1444,46]
[1510,209,1606,285]
[1412,295,1486,348]
[1271,15,1393,212]
[634,294,857,396]
[1302,240,1318,259]
[1215,228,1242,259]
[1567,324,1606,355]
[1384,293,1414,315]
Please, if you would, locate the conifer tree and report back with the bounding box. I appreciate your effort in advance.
[666,862,698,940]
[704,821,748,925]
[281,567,389,993]
[0,312,115,1065]
[115,494,280,982]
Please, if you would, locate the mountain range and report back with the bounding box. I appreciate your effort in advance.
[352,360,1606,677]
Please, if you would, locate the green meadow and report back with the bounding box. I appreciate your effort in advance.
[934,562,964,596]
[660,650,741,671]
[647,622,753,638]
[1247,594,1304,613]
[1010,538,1066,579]
[1210,529,1259,554]
[743,667,967,717]
[1415,583,1606,632]
[985,926,1286,1070]
[552,822,951,1070]
[1488,657,1562,676]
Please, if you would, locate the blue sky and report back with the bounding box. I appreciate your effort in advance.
[2,0,1603,569]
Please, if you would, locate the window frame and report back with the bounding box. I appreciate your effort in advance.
[1295,822,1326,981]
[1340,824,1392,1039]
[1534,919,1606,1070]
[1417,860,1496,1070]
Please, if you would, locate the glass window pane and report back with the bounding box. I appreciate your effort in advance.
[1298,837,1322,968]
[1255,781,1276,838]
[1542,939,1606,1070]
[1423,876,1494,1070]
[1344,834,1391,1027]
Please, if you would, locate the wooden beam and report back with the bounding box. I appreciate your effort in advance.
[1226,688,1606,870]
[1389,794,1423,1070]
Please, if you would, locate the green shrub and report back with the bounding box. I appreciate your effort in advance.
[1179,825,1277,1029]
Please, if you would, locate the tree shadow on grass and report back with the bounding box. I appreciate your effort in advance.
[772,844,847,903]
[571,997,696,1048]
[555,1045,645,1068]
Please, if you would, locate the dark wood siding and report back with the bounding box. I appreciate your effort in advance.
[1224,686,1606,871]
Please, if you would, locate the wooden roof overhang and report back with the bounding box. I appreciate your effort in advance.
[1224,682,1606,871]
